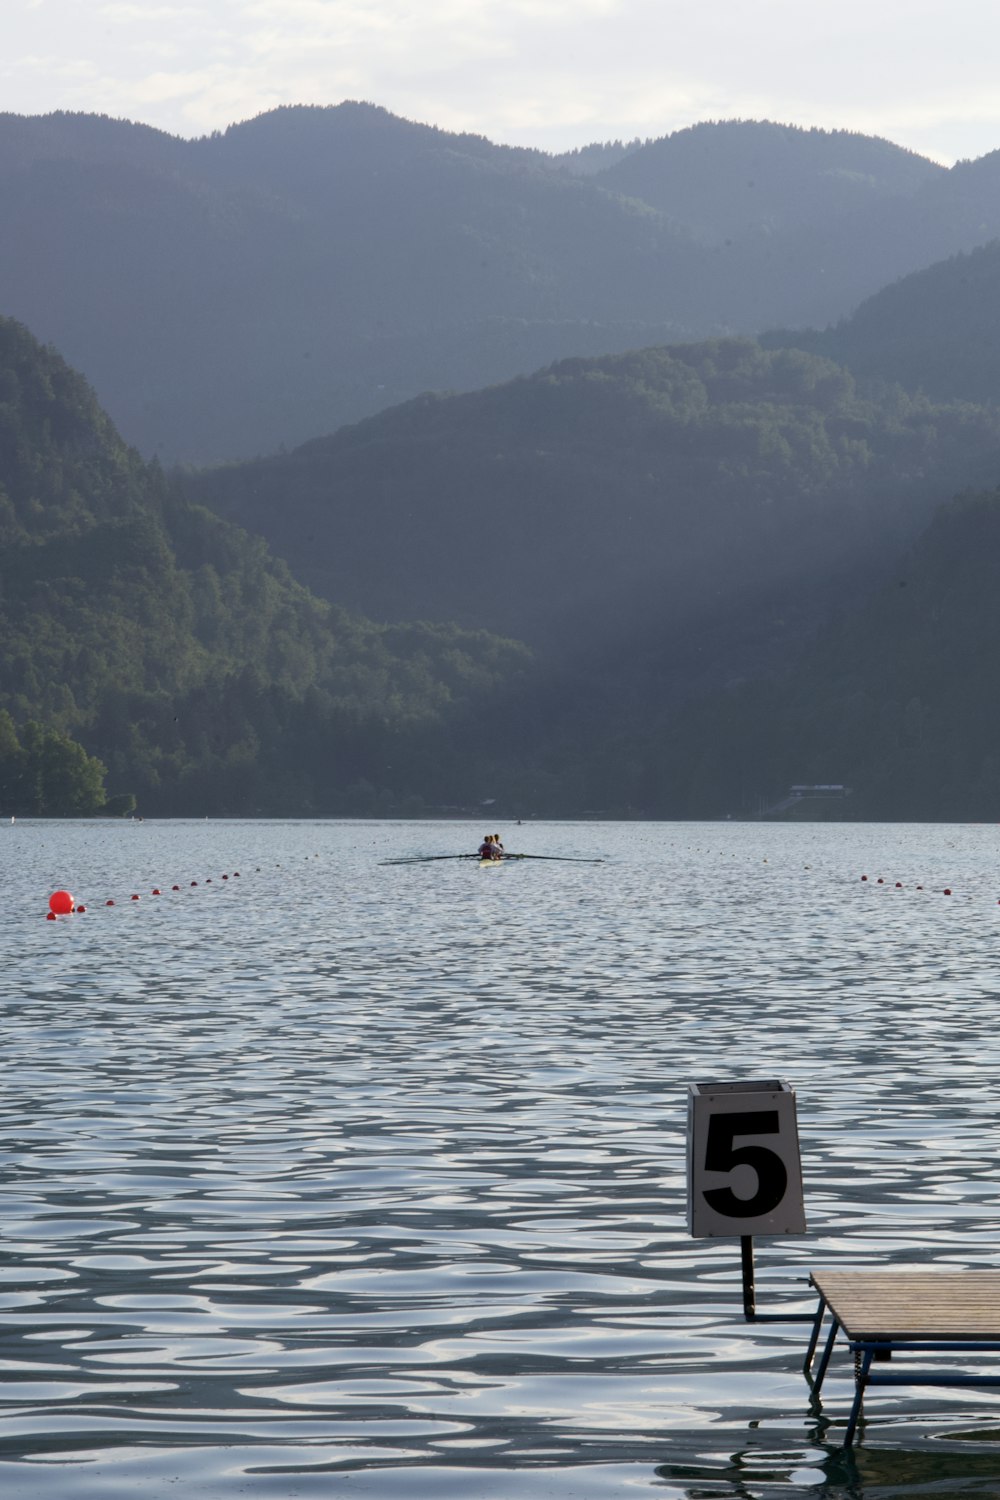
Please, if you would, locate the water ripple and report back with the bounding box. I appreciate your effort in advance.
[4,820,1000,1495]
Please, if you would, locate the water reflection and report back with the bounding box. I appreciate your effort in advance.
[3,820,1000,1495]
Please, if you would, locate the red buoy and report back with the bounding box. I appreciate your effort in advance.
[944,888,952,896]
[152,888,161,896]
[48,889,74,915]
[172,884,180,891]
[76,905,86,913]
[45,911,56,920]
[130,894,140,902]
[106,899,115,906]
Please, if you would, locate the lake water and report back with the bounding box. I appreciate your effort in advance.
[3,818,1000,1498]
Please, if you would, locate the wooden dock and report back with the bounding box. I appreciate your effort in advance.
[806,1270,1000,1444]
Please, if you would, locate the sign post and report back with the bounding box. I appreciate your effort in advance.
[687,1079,806,1319]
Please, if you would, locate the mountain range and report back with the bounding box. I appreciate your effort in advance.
[5,105,1000,818]
[5,106,1000,464]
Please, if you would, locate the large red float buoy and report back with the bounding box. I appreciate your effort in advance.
[48,890,74,915]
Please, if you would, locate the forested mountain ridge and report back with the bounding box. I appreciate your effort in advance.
[5,105,997,464]
[763,239,1000,405]
[594,120,939,244]
[186,339,1000,672]
[0,315,531,814]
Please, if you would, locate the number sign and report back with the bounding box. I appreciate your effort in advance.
[687,1080,806,1237]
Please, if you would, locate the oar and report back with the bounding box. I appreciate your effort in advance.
[380,854,482,865]
[504,853,604,863]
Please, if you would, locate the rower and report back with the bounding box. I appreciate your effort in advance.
[478,835,502,861]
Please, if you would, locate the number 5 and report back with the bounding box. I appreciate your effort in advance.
[702,1109,788,1218]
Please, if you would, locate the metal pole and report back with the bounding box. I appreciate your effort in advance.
[741,1235,756,1320]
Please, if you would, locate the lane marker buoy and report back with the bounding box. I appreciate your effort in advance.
[46,859,278,921]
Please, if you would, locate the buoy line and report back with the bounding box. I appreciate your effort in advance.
[44,853,333,920]
[45,868,261,919]
[858,874,968,897]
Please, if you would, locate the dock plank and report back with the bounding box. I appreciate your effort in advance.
[812,1271,1000,1340]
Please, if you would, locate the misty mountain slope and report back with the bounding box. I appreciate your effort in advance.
[719,144,1000,331]
[594,120,940,244]
[763,240,1000,405]
[0,312,531,813]
[4,105,999,464]
[644,486,1000,820]
[186,339,1000,672]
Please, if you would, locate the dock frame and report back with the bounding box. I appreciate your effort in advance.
[804,1270,1000,1445]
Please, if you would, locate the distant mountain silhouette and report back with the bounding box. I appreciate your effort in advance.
[6,106,1000,463]
[722,145,1000,331]
[594,120,939,243]
[0,105,703,461]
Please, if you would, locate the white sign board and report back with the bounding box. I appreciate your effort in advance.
[687,1079,806,1237]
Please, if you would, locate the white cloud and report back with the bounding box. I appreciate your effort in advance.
[4,0,1000,162]
[98,3,202,19]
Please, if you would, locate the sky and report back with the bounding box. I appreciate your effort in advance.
[5,0,1000,165]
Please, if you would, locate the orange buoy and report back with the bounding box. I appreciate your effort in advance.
[48,889,74,915]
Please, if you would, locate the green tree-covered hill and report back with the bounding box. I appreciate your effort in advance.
[0,315,531,814]
[187,339,1000,671]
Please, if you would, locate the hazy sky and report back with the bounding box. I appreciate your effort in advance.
[5,0,999,164]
